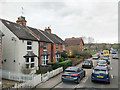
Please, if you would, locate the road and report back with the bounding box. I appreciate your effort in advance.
[53,54,118,89]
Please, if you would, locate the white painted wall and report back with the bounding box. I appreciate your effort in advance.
[0,20,38,74]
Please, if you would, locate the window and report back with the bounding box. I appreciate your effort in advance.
[25,57,35,69]
[56,54,61,62]
[42,55,49,65]
[63,44,65,50]
[26,58,29,62]
[31,58,34,62]
[43,43,47,51]
[27,41,32,51]
[56,44,59,51]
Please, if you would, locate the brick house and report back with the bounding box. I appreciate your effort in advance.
[1,16,67,74]
[65,37,84,54]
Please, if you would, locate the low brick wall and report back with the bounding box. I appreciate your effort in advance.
[64,57,84,66]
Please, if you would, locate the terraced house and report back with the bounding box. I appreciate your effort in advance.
[0,16,67,74]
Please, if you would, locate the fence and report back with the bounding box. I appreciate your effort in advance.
[2,70,36,82]
[12,67,63,88]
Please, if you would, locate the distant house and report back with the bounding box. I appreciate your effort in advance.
[65,37,84,54]
[0,16,67,74]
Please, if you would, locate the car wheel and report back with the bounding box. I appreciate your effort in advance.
[107,81,110,84]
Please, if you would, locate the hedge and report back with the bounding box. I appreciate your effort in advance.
[47,62,59,70]
[59,60,72,70]
[47,60,72,70]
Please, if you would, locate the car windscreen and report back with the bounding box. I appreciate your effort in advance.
[94,69,106,74]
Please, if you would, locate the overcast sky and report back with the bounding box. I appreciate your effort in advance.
[0,0,119,43]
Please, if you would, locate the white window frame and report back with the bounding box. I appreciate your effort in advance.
[41,55,49,65]
[55,54,61,62]
[25,57,35,69]
[63,44,65,50]
[27,41,32,51]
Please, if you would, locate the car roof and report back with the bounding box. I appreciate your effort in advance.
[94,66,107,70]
[65,67,79,71]
[98,60,106,62]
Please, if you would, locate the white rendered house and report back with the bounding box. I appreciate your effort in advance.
[0,17,39,74]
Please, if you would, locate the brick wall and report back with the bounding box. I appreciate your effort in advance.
[47,43,51,63]
[39,42,44,65]
[53,44,56,62]
[58,44,63,53]
[39,42,52,65]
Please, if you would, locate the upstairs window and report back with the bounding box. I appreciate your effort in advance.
[56,44,59,51]
[63,44,65,50]
[43,43,47,51]
[27,41,32,51]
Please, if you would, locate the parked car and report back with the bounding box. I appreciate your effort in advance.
[103,55,110,65]
[97,60,109,70]
[82,60,93,69]
[91,66,110,84]
[61,67,85,84]
[112,54,119,59]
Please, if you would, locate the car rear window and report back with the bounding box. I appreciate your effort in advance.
[99,61,106,64]
[94,69,106,74]
[65,70,76,72]
[84,61,90,63]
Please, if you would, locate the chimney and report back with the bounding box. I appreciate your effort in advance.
[16,16,27,26]
[45,27,51,33]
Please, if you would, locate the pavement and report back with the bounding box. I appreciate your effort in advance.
[35,73,62,89]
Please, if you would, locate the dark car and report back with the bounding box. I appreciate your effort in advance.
[103,55,110,64]
[112,54,119,59]
[61,67,85,84]
[82,60,93,69]
[91,66,110,84]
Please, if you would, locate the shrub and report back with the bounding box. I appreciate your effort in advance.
[58,57,64,62]
[61,52,68,58]
[59,60,72,70]
[47,62,59,70]
[72,60,81,66]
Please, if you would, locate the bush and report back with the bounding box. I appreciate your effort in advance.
[47,60,72,70]
[61,52,68,58]
[47,62,59,70]
[59,60,72,70]
[58,57,64,62]
[72,60,81,66]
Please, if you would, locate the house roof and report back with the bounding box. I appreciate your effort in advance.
[1,19,38,41]
[23,51,37,58]
[27,26,52,43]
[65,37,84,45]
[52,34,66,44]
[40,30,61,44]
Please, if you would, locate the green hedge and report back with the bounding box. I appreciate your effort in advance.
[47,60,72,70]
[47,62,59,70]
[59,60,72,70]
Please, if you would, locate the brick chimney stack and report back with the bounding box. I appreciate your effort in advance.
[16,16,27,26]
[45,27,51,33]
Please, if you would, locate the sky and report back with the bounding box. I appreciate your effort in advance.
[0,0,119,44]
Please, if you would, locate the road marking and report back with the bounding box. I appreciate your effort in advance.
[111,67,112,70]
[81,77,88,83]
[111,75,114,79]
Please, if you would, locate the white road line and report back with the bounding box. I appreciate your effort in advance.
[81,77,88,83]
[111,67,112,70]
[111,75,114,79]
